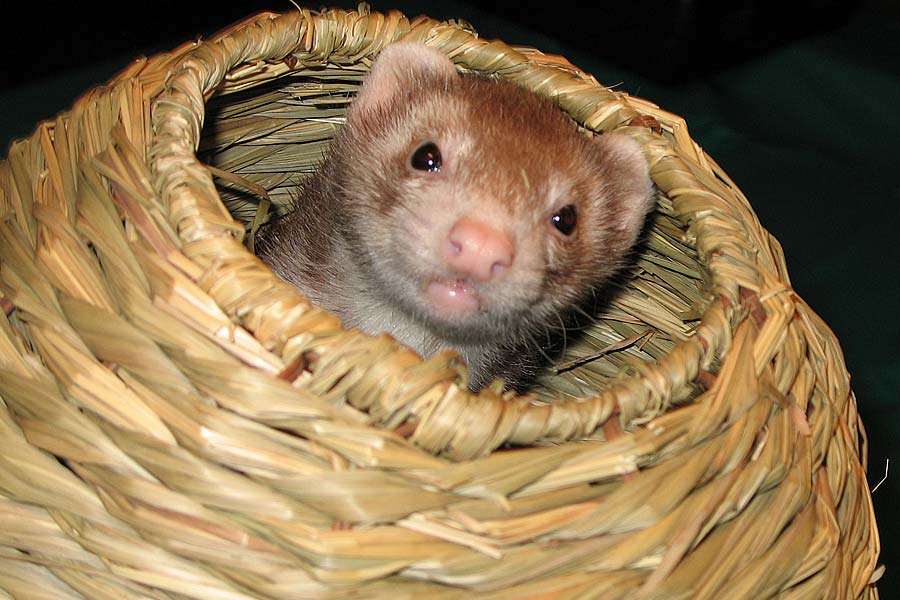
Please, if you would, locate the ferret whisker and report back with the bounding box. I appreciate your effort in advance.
[537,316,570,333]
[526,329,556,364]
[540,315,555,348]
[556,310,569,356]
[572,303,596,323]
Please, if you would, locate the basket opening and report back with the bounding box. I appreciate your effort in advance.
[199,68,712,401]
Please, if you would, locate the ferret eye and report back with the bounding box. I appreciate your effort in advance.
[551,204,578,235]
[410,142,442,172]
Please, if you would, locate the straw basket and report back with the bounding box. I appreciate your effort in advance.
[0,5,881,599]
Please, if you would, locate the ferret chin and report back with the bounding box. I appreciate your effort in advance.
[257,41,656,392]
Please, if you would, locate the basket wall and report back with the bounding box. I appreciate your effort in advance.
[0,6,880,599]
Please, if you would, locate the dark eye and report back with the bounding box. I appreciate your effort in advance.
[551,204,578,235]
[410,142,442,172]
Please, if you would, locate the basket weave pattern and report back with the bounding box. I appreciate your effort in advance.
[0,6,880,598]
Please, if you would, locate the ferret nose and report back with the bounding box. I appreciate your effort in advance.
[445,217,515,281]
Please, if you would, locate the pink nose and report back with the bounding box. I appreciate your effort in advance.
[444,217,514,281]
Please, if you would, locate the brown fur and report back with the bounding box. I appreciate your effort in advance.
[258,43,655,391]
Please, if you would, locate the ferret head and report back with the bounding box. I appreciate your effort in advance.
[331,42,655,344]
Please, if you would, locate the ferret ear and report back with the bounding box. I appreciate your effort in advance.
[354,42,459,113]
[592,133,656,235]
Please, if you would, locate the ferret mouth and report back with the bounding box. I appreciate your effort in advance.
[422,278,481,315]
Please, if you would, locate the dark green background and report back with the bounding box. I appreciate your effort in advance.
[2,0,896,592]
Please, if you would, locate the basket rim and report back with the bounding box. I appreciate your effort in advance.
[143,5,763,455]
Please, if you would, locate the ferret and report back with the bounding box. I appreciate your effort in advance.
[257,42,655,391]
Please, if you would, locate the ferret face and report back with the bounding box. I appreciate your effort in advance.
[331,66,654,345]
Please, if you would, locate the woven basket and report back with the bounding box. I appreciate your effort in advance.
[0,5,881,599]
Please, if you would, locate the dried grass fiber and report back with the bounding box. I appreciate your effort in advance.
[0,5,880,599]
